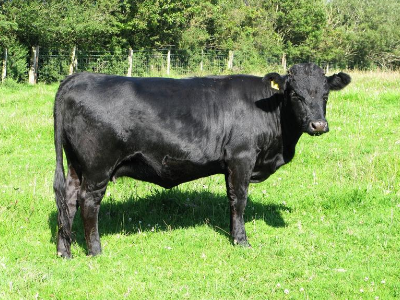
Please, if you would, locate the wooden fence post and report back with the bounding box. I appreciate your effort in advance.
[127,48,133,77]
[69,46,77,75]
[200,49,204,72]
[281,53,287,72]
[1,48,7,84]
[227,50,234,70]
[166,49,171,76]
[28,46,39,84]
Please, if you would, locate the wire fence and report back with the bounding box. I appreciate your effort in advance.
[1,47,338,83]
[36,48,283,82]
[29,48,286,83]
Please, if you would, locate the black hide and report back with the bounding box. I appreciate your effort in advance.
[53,63,351,257]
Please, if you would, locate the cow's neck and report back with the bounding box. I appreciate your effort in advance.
[280,99,303,163]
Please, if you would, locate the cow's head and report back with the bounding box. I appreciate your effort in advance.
[264,63,351,136]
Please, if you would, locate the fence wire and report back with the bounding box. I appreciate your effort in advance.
[2,48,339,83]
[34,49,283,82]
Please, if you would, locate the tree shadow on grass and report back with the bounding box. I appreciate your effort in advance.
[48,188,291,253]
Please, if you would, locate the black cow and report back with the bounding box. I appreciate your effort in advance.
[53,63,350,257]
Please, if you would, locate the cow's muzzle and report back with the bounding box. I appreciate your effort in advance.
[307,120,329,136]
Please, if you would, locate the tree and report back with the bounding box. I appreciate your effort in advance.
[327,0,400,68]
[2,0,400,74]
[117,0,193,48]
[274,0,326,63]
[2,0,120,49]
[179,1,216,50]
[0,10,17,48]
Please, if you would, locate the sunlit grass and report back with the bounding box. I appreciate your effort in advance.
[0,72,399,299]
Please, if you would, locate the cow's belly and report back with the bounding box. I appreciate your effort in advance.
[112,152,224,189]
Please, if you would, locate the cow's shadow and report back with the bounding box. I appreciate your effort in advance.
[48,188,291,252]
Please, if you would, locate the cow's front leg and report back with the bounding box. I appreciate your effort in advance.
[79,181,107,256]
[225,158,254,247]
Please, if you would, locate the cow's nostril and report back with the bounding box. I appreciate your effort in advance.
[310,120,327,132]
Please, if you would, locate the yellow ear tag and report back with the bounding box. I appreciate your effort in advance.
[271,80,280,90]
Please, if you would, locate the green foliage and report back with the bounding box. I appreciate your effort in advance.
[0,12,17,48]
[276,0,326,62]
[53,0,120,49]
[179,1,216,50]
[1,0,400,82]
[327,0,400,69]
[76,49,128,76]
[213,1,282,55]
[118,0,193,48]
[5,40,28,82]
[37,49,72,83]
[2,0,119,49]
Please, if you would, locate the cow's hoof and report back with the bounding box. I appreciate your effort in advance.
[57,242,71,258]
[87,247,102,257]
[57,251,72,259]
[233,239,252,248]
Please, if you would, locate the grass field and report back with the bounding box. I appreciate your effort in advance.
[0,71,399,299]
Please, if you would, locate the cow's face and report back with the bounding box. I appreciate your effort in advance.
[264,63,351,136]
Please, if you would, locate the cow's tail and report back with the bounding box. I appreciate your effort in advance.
[53,83,71,245]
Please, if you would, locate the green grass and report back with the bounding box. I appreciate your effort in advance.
[0,72,399,299]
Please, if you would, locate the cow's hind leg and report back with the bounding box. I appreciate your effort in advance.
[79,179,107,256]
[57,164,81,258]
[225,158,254,247]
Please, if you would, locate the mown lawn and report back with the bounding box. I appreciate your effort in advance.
[0,71,399,299]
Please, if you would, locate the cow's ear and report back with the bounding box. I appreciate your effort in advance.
[263,73,286,93]
[327,72,351,91]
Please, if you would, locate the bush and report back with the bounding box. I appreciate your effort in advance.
[5,41,28,82]
[0,77,20,89]
[38,49,70,83]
